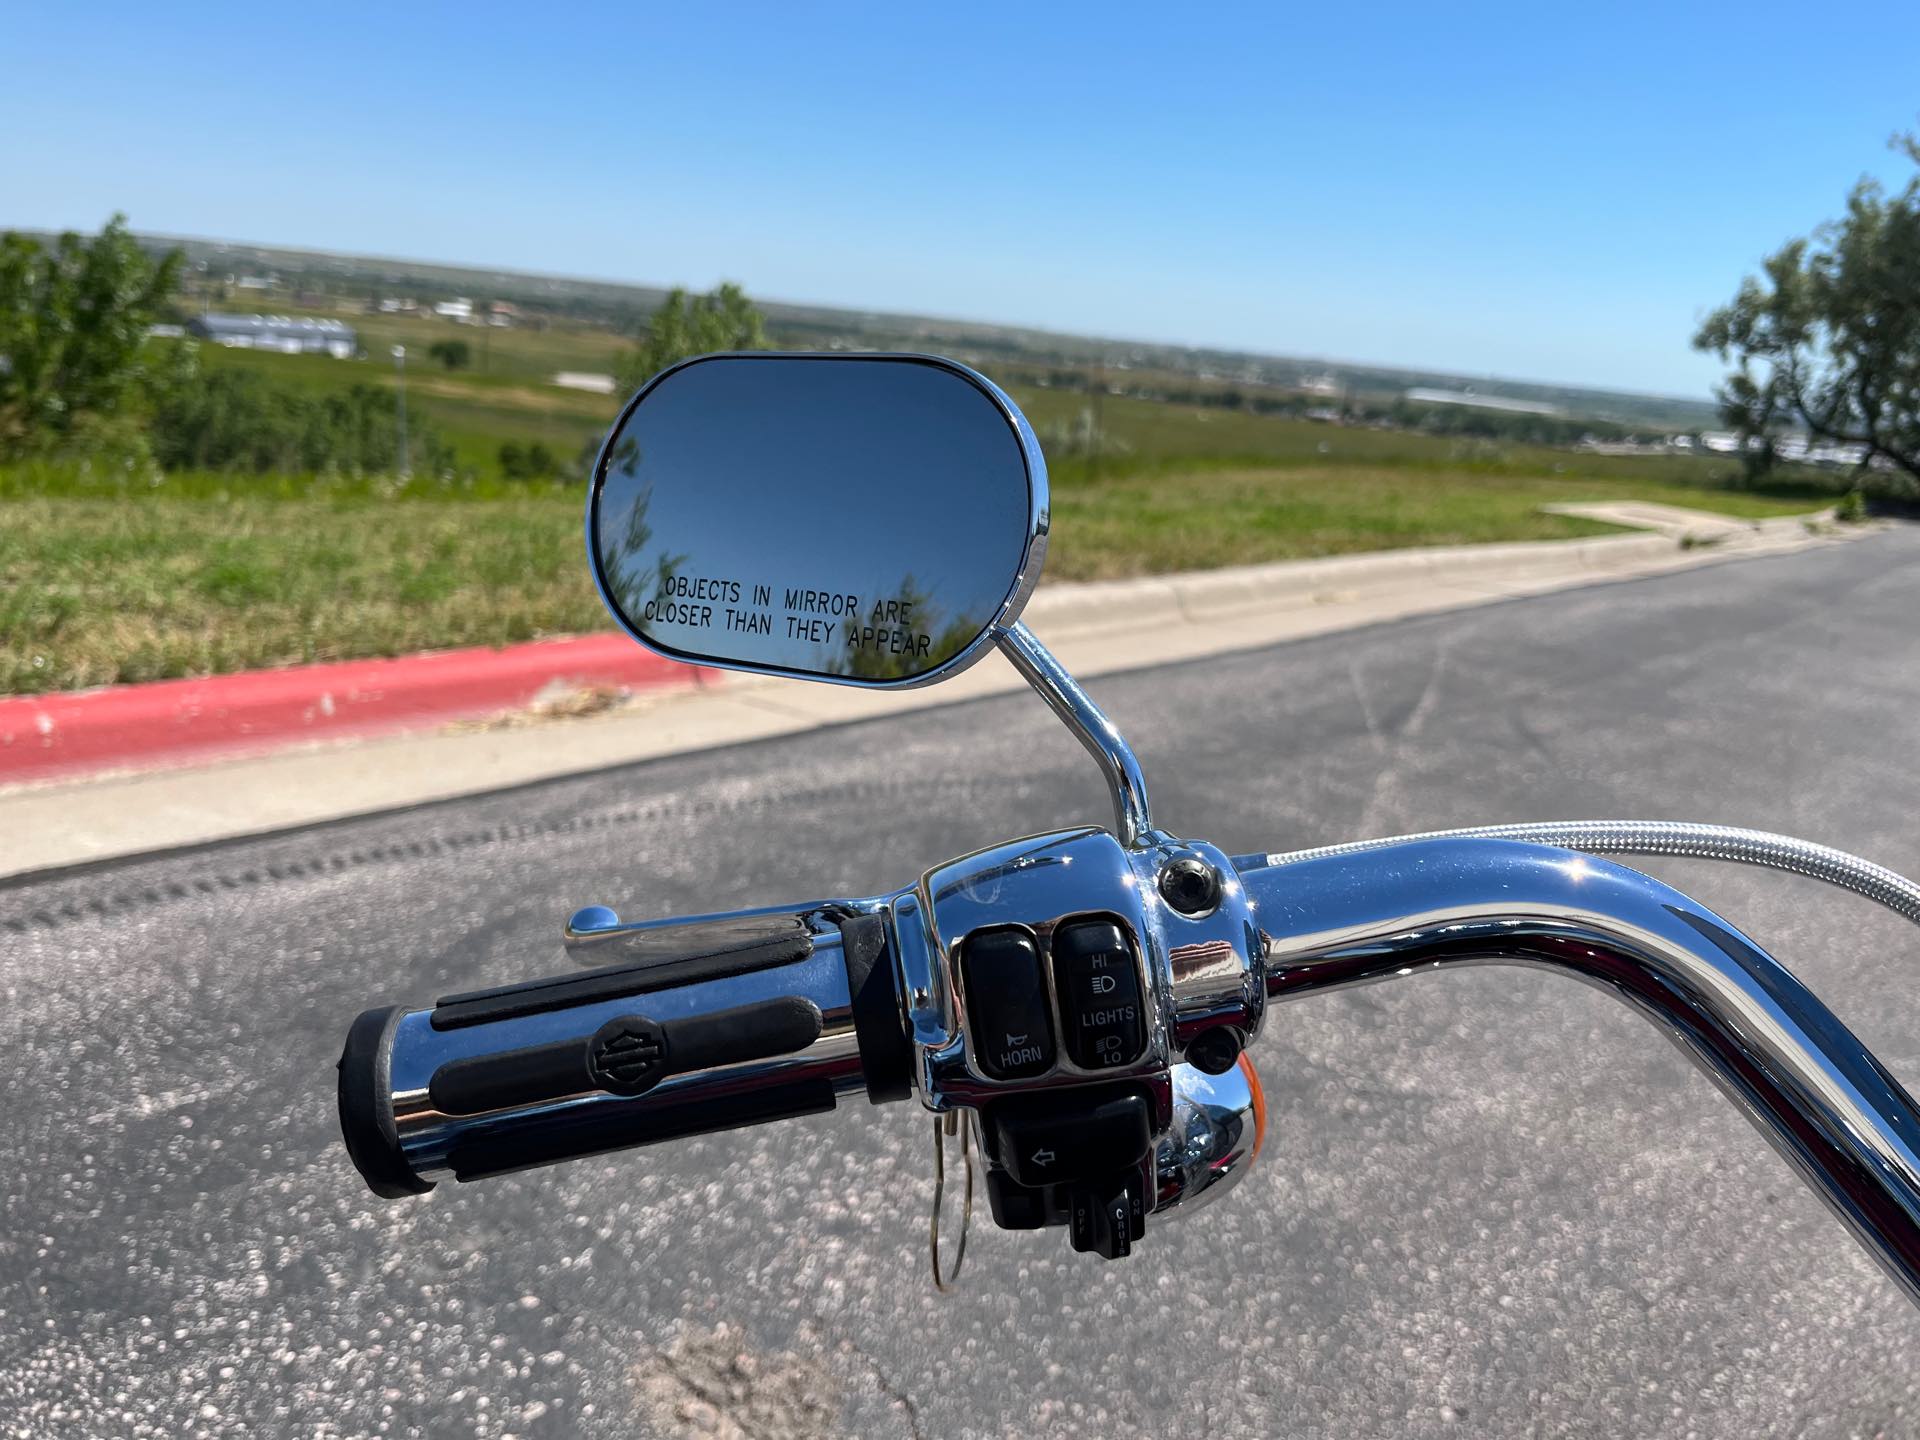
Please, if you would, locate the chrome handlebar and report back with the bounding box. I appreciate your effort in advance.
[1241,837,1920,1306]
[339,827,1920,1304]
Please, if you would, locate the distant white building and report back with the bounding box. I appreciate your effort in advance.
[433,297,475,322]
[187,313,356,358]
[1405,386,1563,417]
[1776,435,1870,467]
[552,371,617,394]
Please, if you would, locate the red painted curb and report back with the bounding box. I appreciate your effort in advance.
[0,634,712,784]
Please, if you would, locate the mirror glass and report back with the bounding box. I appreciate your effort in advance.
[589,354,1044,686]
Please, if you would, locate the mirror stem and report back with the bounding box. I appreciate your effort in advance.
[995,622,1153,849]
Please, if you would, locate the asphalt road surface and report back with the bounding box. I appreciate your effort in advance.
[5,529,1920,1439]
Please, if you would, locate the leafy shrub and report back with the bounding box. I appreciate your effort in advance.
[498,440,561,481]
[148,368,453,476]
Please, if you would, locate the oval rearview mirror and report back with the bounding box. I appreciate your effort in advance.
[588,353,1047,687]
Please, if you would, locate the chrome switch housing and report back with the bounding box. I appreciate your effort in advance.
[891,825,1265,1115]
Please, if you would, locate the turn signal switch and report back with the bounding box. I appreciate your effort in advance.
[978,1085,1155,1260]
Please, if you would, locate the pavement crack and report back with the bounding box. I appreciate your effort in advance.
[1400,635,1452,739]
[1345,657,1388,753]
[842,1337,926,1440]
[1507,707,1561,771]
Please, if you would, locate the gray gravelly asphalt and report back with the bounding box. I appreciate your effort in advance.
[3,528,1918,1439]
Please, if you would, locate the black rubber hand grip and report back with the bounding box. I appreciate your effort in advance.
[339,908,907,1199]
[427,996,823,1116]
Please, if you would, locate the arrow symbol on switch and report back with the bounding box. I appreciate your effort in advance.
[1032,1148,1056,1167]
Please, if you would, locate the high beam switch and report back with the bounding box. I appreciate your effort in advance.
[1053,919,1147,1070]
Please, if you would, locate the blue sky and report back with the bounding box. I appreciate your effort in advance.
[4,2,1917,397]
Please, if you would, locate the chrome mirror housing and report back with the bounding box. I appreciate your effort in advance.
[587,352,1049,689]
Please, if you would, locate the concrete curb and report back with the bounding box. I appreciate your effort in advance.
[1025,532,1671,635]
[0,634,714,784]
[1022,515,1828,635]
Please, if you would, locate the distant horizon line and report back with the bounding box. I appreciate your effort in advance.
[40,221,1720,410]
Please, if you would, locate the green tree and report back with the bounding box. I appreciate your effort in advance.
[0,214,182,456]
[428,338,471,371]
[616,282,769,394]
[1694,131,1920,491]
[599,475,684,625]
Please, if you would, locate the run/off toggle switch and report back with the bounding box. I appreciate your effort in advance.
[1052,919,1147,1070]
[1069,1167,1149,1260]
[960,928,1056,1079]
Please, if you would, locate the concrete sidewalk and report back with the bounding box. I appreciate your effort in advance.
[0,507,1860,880]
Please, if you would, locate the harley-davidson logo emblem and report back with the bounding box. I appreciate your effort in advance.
[588,1017,667,1095]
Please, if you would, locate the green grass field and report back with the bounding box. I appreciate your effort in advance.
[0,315,1841,694]
[0,467,604,694]
[1044,464,1819,579]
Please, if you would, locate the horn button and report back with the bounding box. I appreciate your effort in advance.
[959,928,1056,1080]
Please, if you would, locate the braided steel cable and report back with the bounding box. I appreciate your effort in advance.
[1258,820,1920,929]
